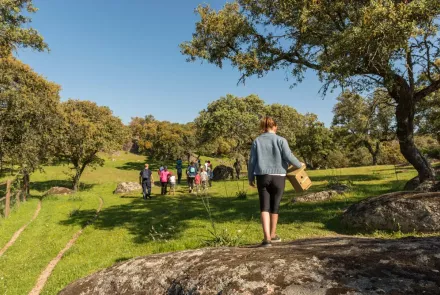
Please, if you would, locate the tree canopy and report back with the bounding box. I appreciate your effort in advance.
[195,94,265,159]
[0,56,61,176]
[58,99,129,191]
[130,115,197,161]
[181,0,440,182]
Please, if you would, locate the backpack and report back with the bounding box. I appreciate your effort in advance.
[141,169,150,179]
[188,166,196,177]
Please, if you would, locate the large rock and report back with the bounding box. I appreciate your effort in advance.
[59,237,440,295]
[415,180,440,192]
[212,165,234,181]
[292,190,339,203]
[44,187,74,196]
[341,191,440,233]
[113,182,142,194]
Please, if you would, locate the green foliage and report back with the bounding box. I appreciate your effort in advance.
[58,99,129,190]
[0,0,48,57]
[332,90,395,165]
[295,113,333,169]
[380,140,407,165]
[0,56,62,175]
[265,103,303,147]
[129,115,196,160]
[416,92,440,142]
[195,94,265,158]
[181,1,440,94]
[415,135,440,159]
[325,150,350,169]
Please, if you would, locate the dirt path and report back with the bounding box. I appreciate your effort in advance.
[28,197,103,295]
[0,200,42,257]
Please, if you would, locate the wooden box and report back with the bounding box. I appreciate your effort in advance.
[287,165,312,192]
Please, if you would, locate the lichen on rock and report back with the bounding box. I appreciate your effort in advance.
[341,191,440,233]
[59,237,440,295]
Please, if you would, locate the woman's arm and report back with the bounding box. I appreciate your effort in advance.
[248,141,257,184]
[281,138,302,169]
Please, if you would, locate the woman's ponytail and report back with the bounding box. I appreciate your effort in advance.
[260,116,277,132]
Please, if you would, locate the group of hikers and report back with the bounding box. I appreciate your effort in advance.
[139,158,214,199]
[139,116,304,247]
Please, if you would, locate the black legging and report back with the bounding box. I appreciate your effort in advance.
[161,182,168,195]
[256,175,286,214]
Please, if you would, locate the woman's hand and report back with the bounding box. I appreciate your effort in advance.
[249,181,256,188]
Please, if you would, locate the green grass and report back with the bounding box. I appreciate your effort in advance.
[0,152,437,294]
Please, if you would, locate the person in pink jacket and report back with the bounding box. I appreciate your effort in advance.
[159,167,170,195]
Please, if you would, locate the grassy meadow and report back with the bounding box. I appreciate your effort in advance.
[0,151,435,294]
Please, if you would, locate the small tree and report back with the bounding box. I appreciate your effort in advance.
[59,100,129,191]
[181,1,440,183]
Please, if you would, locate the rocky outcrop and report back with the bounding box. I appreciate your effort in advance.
[212,165,234,181]
[113,182,142,194]
[292,190,339,203]
[59,237,440,295]
[44,187,74,196]
[415,180,440,192]
[341,192,440,233]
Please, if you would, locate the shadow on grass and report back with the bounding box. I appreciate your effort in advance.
[310,174,383,183]
[31,180,95,192]
[116,159,177,172]
[59,176,412,244]
[60,196,207,243]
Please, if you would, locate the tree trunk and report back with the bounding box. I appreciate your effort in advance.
[395,97,435,183]
[72,164,87,191]
[21,169,30,201]
[363,140,380,166]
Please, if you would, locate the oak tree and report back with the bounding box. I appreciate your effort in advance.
[181,0,440,182]
[58,99,129,191]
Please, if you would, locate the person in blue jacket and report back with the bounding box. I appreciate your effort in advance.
[248,116,303,247]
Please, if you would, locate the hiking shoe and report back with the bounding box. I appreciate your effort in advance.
[271,235,282,243]
[260,240,272,248]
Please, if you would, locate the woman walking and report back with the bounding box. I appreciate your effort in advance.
[248,117,303,247]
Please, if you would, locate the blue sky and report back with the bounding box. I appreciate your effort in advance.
[17,0,340,125]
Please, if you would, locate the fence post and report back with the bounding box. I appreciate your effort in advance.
[5,179,11,218]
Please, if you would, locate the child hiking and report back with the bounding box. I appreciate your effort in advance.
[159,166,170,195]
[186,161,197,193]
[169,173,176,195]
[200,167,208,192]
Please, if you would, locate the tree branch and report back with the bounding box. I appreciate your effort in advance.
[415,79,440,101]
